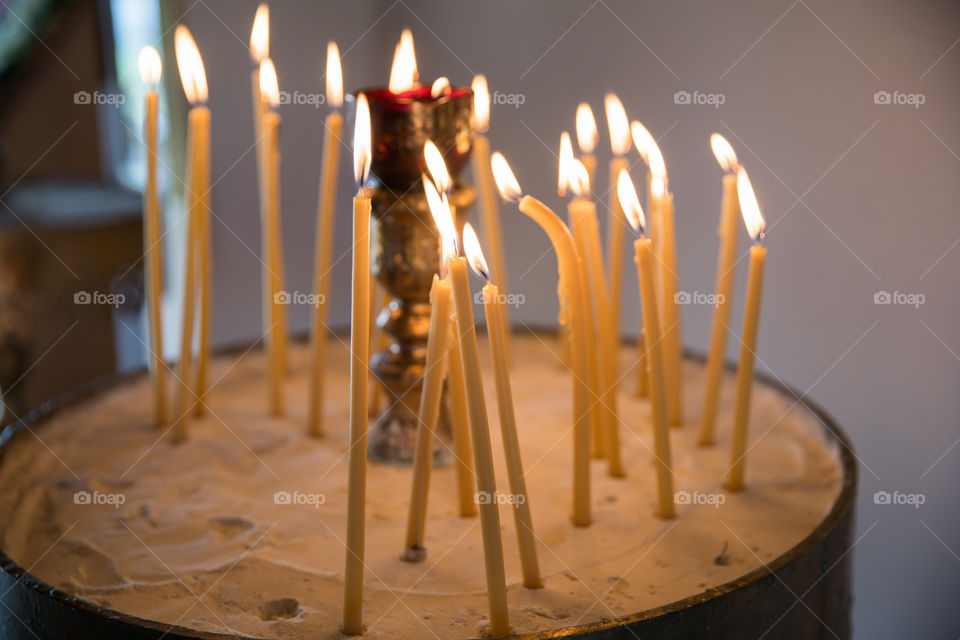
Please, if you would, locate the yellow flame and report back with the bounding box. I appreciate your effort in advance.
[568,159,590,199]
[710,133,738,172]
[472,74,489,133]
[651,174,666,199]
[431,77,451,98]
[424,175,458,263]
[326,42,343,108]
[631,121,665,177]
[138,46,161,87]
[175,26,208,105]
[604,93,630,156]
[558,131,574,197]
[736,168,766,242]
[354,93,371,187]
[463,223,490,281]
[424,140,451,193]
[616,169,645,233]
[388,29,418,93]
[491,152,522,202]
[575,103,597,154]
[250,4,269,63]
[259,58,279,107]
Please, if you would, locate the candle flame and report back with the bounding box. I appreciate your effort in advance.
[472,74,489,133]
[736,168,766,242]
[710,133,738,172]
[259,58,279,108]
[463,223,491,281]
[575,103,597,154]
[491,152,522,202]
[569,159,590,199]
[431,77,451,98]
[631,121,665,178]
[616,169,645,234]
[651,174,666,199]
[138,46,162,88]
[354,93,371,188]
[175,26,208,105]
[326,41,343,108]
[424,175,458,263]
[424,140,452,193]
[558,131,574,197]
[388,29,418,93]
[604,93,630,156]
[250,4,269,63]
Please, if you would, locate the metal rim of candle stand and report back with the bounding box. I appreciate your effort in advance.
[0,331,857,640]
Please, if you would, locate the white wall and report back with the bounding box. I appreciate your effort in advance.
[181,1,960,636]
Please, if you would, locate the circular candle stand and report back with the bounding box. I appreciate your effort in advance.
[0,343,857,640]
[363,86,475,464]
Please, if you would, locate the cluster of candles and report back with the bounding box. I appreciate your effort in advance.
[135,9,769,637]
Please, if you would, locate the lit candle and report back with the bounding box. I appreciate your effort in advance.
[470,75,512,364]
[629,121,664,398]
[699,134,740,446]
[259,59,284,416]
[427,186,509,636]
[603,93,631,367]
[139,46,166,427]
[727,168,767,492]
[308,41,343,436]
[464,223,543,589]
[560,136,621,474]
[617,170,675,519]
[633,122,682,426]
[492,152,591,527]
[250,5,288,377]
[249,4,268,141]
[430,76,451,97]
[342,93,372,637]
[173,26,209,438]
[575,102,598,186]
[423,146,477,519]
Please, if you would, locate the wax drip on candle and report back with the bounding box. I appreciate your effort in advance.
[575,103,598,155]
[736,168,766,243]
[604,93,630,157]
[326,42,343,109]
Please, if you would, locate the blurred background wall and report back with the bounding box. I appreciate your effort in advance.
[1,0,958,636]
